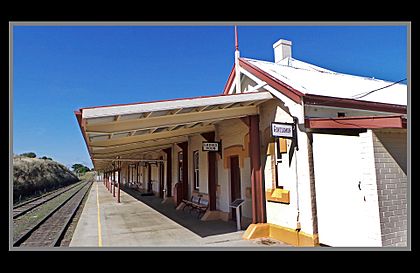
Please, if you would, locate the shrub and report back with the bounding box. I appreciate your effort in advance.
[20,152,37,158]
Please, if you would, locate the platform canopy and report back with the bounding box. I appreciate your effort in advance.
[75,91,273,170]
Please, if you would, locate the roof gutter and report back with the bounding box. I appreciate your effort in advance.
[303,94,407,114]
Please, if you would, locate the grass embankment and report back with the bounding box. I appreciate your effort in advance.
[78,171,95,182]
[13,156,80,203]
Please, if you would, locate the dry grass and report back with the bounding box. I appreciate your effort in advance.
[13,156,79,202]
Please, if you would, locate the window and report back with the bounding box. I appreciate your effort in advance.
[178,151,183,183]
[193,150,199,190]
[129,164,135,183]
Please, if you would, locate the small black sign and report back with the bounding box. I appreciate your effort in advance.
[229,199,245,208]
[202,141,221,152]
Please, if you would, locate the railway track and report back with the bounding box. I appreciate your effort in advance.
[13,181,93,247]
[13,181,85,219]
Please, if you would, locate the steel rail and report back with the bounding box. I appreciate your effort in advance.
[13,181,84,219]
[13,181,91,247]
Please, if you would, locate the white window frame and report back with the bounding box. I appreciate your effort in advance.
[178,151,183,183]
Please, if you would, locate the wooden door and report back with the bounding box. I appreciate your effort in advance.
[147,163,152,192]
[230,156,241,220]
[313,133,373,246]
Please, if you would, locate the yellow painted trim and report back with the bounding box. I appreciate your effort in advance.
[223,145,245,169]
[266,188,290,204]
[96,182,103,247]
[298,231,319,246]
[267,142,275,155]
[279,138,288,153]
[222,133,251,169]
[243,223,319,247]
[269,224,299,246]
[242,223,270,239]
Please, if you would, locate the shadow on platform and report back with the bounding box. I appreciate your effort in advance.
[122,186,238,238]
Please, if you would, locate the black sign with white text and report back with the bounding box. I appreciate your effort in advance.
[202,142,221,152]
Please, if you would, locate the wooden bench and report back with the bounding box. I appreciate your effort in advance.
[181,196,200,211]
[192,198,209,218]
[181,196,209,218]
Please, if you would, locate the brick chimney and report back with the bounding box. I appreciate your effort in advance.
[273,39,292,63]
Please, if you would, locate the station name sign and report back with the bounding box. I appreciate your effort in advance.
[202,141,221,152]
[271,122,295,138]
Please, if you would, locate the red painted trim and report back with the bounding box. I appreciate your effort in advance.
[305,115,406,129]
[248,115,266,224]
[112,171,114,193]
[177,142,189,201]
[163,148,172,197]
[223,65,236,95]
[117,168,121,203]
[402,118,407,129]
[235,26,239,50]
[239,58,303,103]
[74,111,93,159]
[304,94,407,114]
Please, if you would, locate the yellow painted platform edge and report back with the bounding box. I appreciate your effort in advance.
[96,182,103,247]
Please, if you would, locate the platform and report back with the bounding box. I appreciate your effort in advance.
[69,181,289,248]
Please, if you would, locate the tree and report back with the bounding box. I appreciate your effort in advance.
[72,163,90,175]
[71,164,83,171]
[20,152,37,158]
[40,156,52,160]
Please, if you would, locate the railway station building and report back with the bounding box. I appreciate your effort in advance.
[75,37,408,247]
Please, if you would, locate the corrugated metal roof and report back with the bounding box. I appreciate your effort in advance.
[243,57,407,106]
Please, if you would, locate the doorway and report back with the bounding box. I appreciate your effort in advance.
[159,161,164,198]
[230,156,241,220]
[313,133,371,246]
[147,163,152,193]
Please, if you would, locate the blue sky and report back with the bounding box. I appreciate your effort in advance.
[12,24,408,169]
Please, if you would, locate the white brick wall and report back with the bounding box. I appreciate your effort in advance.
[259,99,315,235]
[373,129,408,247]
[359,130,382,245]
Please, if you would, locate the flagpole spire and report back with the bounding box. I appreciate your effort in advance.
[235,25,239,51]
[234,25,241,94]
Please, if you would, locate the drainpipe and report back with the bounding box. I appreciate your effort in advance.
[293,116,301,233]
[294,100,307,245]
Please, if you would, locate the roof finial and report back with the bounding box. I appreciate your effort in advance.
[235,25,239,51]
